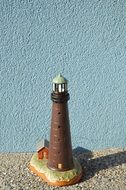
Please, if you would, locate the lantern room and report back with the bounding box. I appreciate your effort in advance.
[52,74,67,93]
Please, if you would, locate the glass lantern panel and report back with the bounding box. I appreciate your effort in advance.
[65,84,67,91]
[62,84,64,92]
[58,84,62,92]
[55,84,58,92]
[53,84,55,91]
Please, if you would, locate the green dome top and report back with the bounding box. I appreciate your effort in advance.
[53,74,67,84]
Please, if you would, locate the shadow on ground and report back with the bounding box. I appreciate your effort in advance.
[73,147,126,181]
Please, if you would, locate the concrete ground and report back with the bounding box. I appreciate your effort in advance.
[0,148,126,190]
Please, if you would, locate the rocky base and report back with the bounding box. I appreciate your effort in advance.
[29,153,82,186]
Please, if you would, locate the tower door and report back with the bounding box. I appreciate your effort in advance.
[58,163,62,169]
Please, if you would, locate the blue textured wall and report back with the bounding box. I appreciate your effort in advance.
[0,0,126,152]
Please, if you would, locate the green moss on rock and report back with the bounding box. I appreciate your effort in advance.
[30,153,82,182]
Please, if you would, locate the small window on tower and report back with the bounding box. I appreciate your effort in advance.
[54,137,60,142]
[58,163,62,169]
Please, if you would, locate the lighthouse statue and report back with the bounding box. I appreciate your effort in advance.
[30,74,82,186]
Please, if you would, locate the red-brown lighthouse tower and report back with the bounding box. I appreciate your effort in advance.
[48,74,74,171]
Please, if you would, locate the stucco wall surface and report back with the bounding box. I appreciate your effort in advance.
[0,0,126,152]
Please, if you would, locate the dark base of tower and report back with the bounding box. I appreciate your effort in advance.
[47,164,74,172]
[29,153,83,186]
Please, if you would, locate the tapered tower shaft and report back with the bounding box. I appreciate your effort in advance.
[47,75,74,171]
